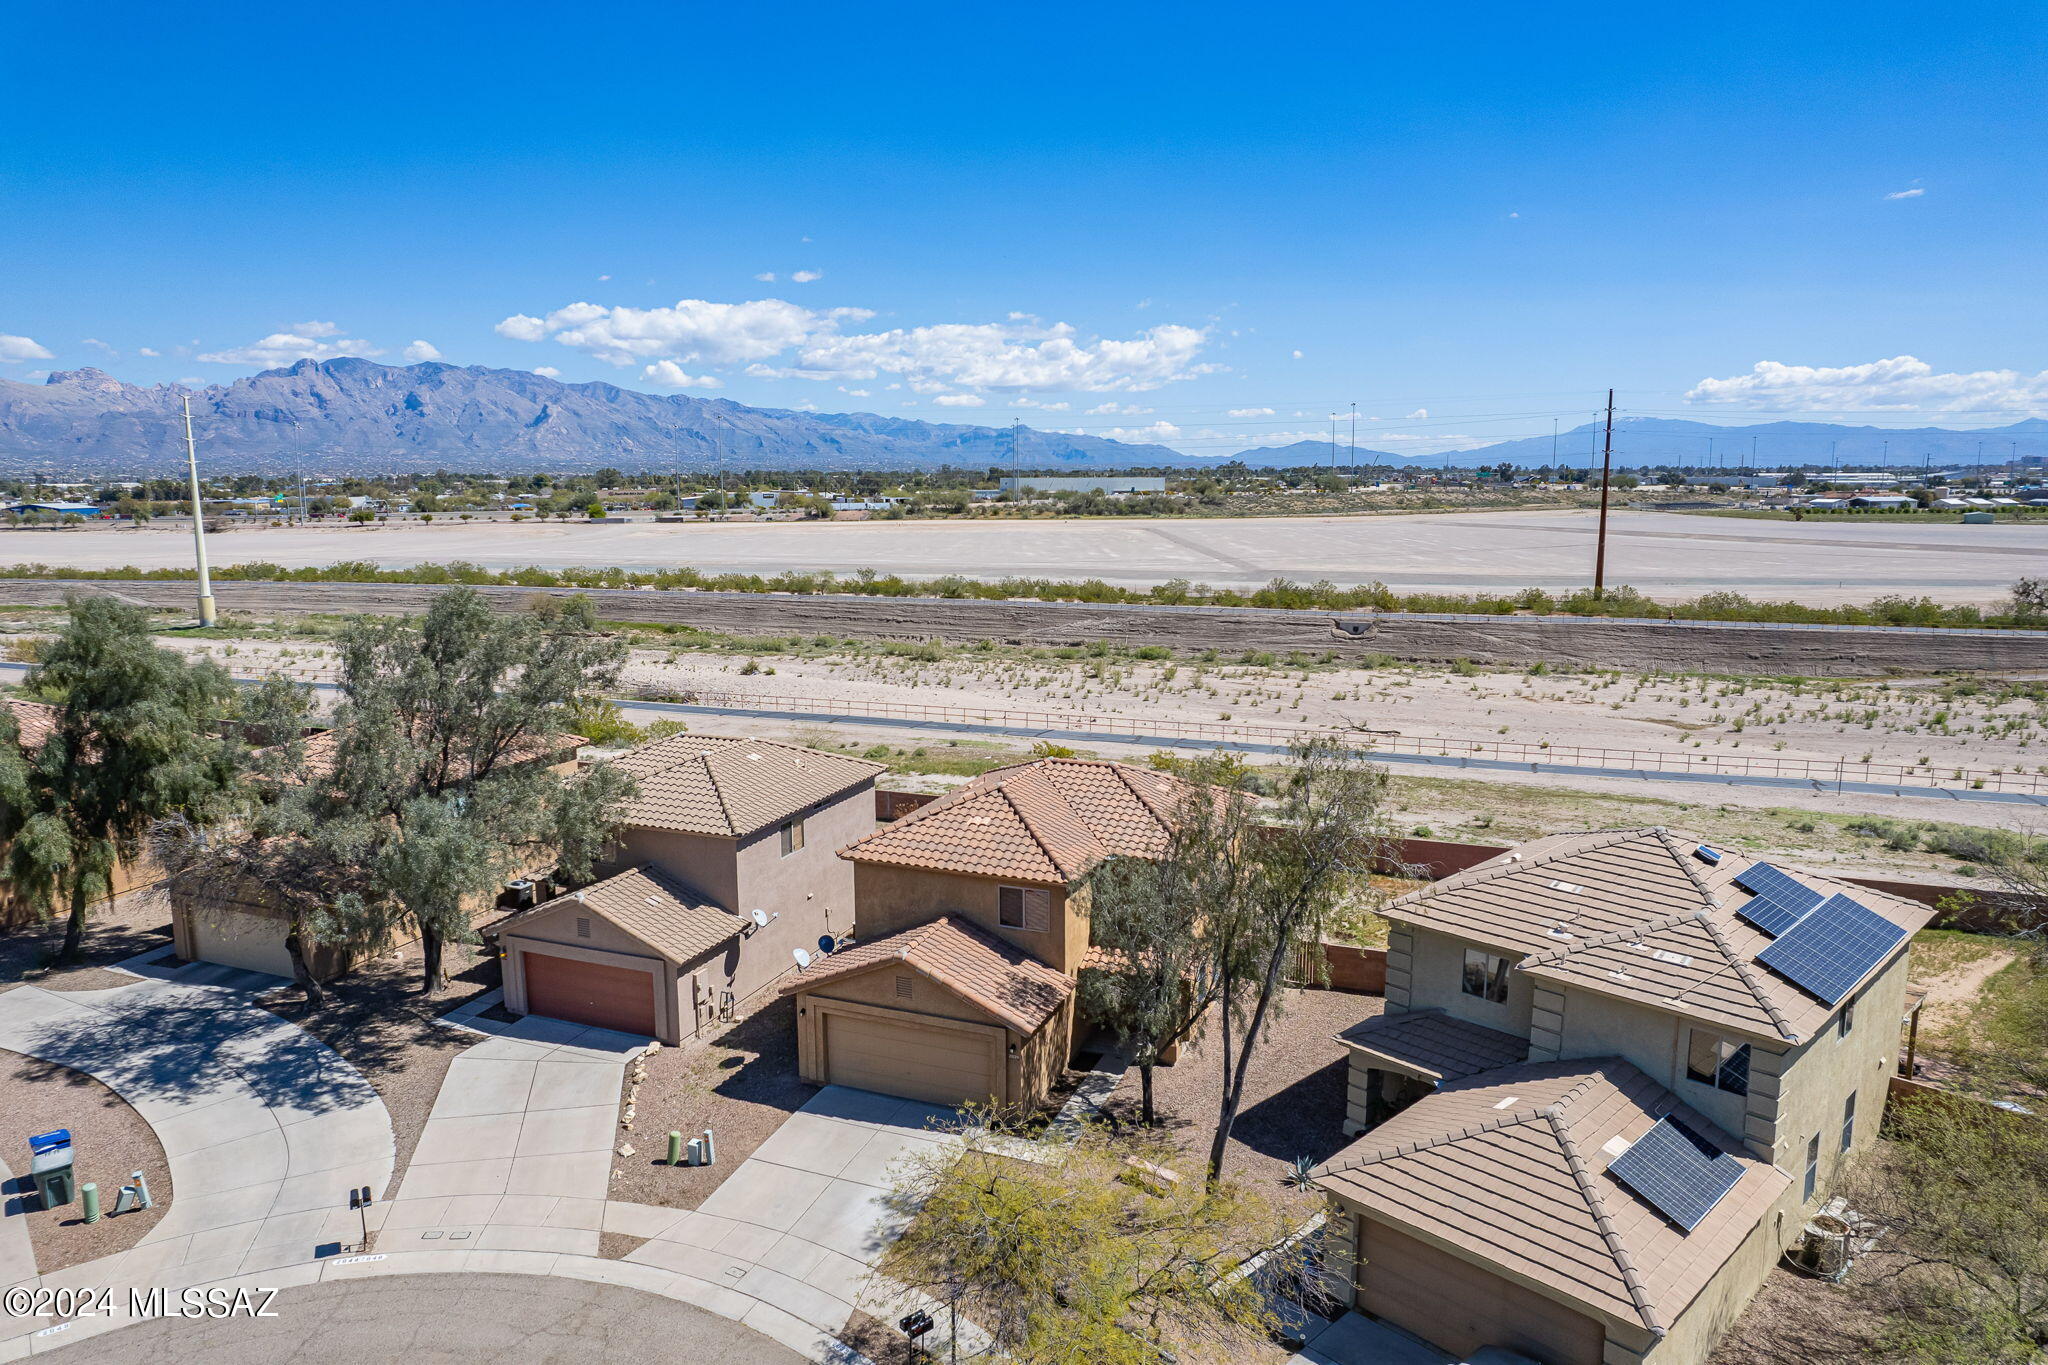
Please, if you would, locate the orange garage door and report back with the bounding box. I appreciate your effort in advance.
[825,1010,1002,1106]
[523,951,658,1036]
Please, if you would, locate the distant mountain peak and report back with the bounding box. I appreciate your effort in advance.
[44,367,128,392]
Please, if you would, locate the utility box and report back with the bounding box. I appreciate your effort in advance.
[31,1146,76,1209]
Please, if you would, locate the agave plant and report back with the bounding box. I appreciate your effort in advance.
[1284,1155,1320,1189]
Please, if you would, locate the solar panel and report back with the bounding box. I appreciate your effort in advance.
[1757,894,1906,1005]
[1731,862,1825,936]
[1606,1117,1743,1231]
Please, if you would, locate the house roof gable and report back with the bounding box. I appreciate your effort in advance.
[609,734,885,838]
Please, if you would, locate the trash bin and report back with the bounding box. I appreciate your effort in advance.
[31,1147,75,1209]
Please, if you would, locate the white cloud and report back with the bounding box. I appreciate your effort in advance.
[1087,401,1154,415]
[790,270,823,283]
[0,334,55,363]
[1885,187,1924,200]
[138,347,160,357]
[1084,421,1182,444]
[498,296,1216,395]
[754,272,777,282]
[1686,355,2048,414]
[195,323,383,366]
[403,340,443,362]
[83,338,114,353]
[533,366,561,378]
[837,386,871,397]
[598,273,612,281]
[932,393,985,407]
[642,360,725,389]
[1405,408,1428,419]
[1227,406,1274,418]
[1291,349,1304,359]
[1013,398,1069,411]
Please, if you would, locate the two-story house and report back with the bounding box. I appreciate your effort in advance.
[1312,827,1931,1365]
[780,756,1204,1108]
[494,734,884,1042]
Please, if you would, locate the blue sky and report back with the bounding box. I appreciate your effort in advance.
[4,1,2044,456]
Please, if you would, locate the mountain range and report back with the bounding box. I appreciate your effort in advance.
[1,360,2041,476]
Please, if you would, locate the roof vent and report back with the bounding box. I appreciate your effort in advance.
[1695,845,1723,864]
[1548,880,1585,895]
[1652,949,1694,967]
[1492,1096,1521,1110]
[1547,925,1574,939]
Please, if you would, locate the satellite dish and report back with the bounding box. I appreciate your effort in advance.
[817,934,836,956]
[750,908,770,929]
[792,947,812,970]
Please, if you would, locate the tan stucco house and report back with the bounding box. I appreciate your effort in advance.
[497,733,884,1042]
[1314,827,1932,1365]
[782,756,1204,1107]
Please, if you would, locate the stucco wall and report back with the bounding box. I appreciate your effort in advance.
[1552,988,1750,1142]
[725,780,873,1001]
[607,827,741,910]
[851,864,1077,972]
[1401,925,1536,1035]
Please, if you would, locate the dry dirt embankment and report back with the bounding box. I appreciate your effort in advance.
[5,579,2045,676]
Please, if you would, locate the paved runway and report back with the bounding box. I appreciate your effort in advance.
[5,508,2041,603]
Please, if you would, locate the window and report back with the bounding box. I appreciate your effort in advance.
[998,885,1051,931]
[1840,1092,1857,1153]
[1461,948,1511,1004]
[1803,1133,1821,1201]
[1686,1030,1752,1096]
[1838,996,1856,1038]
[779,818,805,856]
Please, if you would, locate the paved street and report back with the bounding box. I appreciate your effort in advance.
[51,1272,803,1364]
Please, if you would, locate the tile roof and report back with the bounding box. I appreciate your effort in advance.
[1382,828,1933,1042]
[780,914,1074,1033]
[607,733,885,838]
[838,757,1202,885]
[1315,1057,1788,1336]
[282,726,583,782]
[5,698,58,750]
[498,864,741,964]
[1337,1008,1531,1082]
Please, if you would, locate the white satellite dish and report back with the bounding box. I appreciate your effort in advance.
[792,947,812,970]
[750,908,770,929]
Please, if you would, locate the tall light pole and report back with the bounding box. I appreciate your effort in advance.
[181,396,217,626]
[1593,389,1615,600]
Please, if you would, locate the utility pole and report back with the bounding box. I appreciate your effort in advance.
[1592,389,1615,600]
[1348,402,1357,473]
[1329,413,1338,471]
[182,396,217,627]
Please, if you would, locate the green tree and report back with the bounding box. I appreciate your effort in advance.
[314,588,636,992]
[877,1112,1319,1365]
[1202,737,1395,1184]
[4,597,239,962]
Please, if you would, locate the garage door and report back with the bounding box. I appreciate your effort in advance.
[188,909,295,977]
[825,1010,1002,1106]
[1358,1221,1604,1365]
[523,951,658,1036]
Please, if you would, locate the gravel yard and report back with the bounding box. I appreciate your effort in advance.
[607,994,818,1210]
[257,937,499,1199]
[0,1048,172,1273]
[1099,987,1383,1209]
[0,887,174,996]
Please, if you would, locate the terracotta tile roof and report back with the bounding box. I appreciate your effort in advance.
[1316,1057,1788,1336]
[1337,1007,1531,1082]
[498,864,740,964]
[607,733,885,838]
[781,914,1074,1033]
[1382,827,1933,1042]
[281,726,583,782]
[5,698,59,750]
[838,757,1202,885]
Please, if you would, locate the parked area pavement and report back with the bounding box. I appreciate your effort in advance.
[48,1271,804,1364]
[0,966,395,1358]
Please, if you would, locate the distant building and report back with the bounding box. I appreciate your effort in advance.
[997,475,1167,496]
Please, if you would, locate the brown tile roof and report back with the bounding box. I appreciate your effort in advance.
[1315,1057,1788,1336]
[837,757,1202,885]
[5,698,59,750]
[498,864,741,964]
[607,733,885,838]
[281,726,583,782]
[781,914,1074,1033]
[1337,1007,1531,1082]
[1382,827,1933,1042]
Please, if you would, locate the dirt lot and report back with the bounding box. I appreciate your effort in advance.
[1707,1261,1891,1364]
[0,1048,172,1273]
[607,994,819,1210]
[0,887,175,996]
[258,938,500,1200]
[1098,987,1382,1213]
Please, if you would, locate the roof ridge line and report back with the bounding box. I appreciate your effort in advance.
[1694,910,1800,1042]
[999,773,1086,881]
[1651,827,1719,905]
[1317,1107,1552,1177]
[1391,827,1645,914]
[1545,1107,1666,1337]
[1517,908,1701,967]
[1109,763,1181,840]
[697,750,741,835]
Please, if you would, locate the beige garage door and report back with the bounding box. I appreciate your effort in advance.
[1359,1221,1604,1365]
[188,909,295,977]
[825,1010,1002,1106]
[523,951,659,1036]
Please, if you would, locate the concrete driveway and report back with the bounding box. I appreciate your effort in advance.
[625,1086,966,1350]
